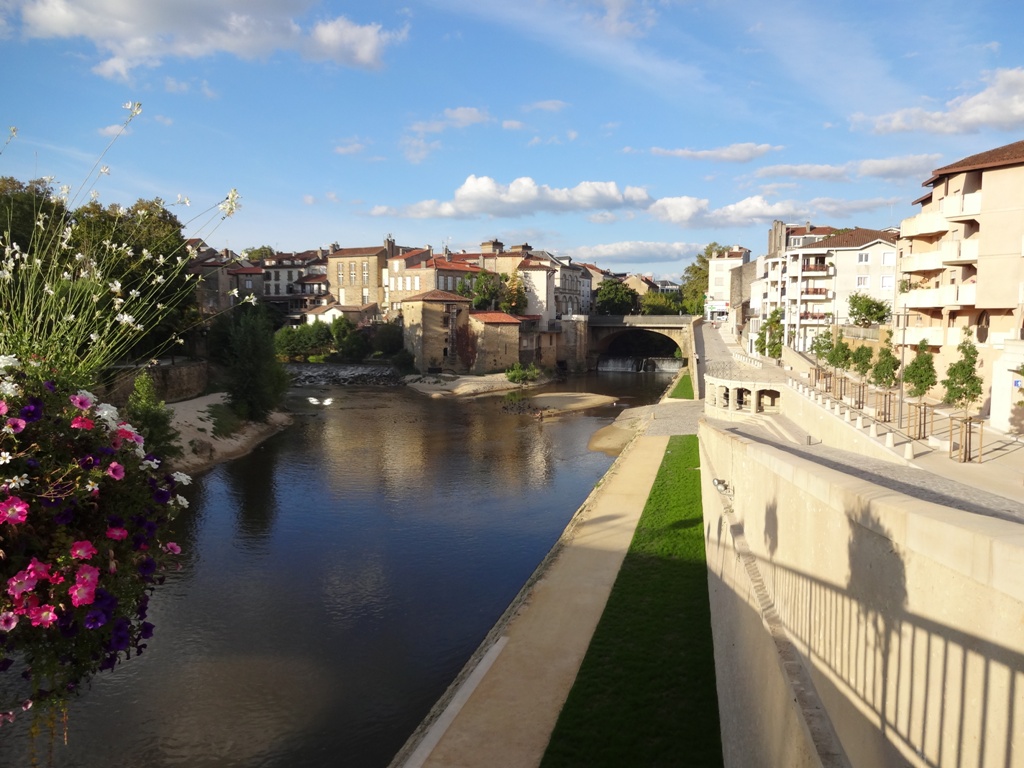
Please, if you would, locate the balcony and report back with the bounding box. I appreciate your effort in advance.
[941,191,982,220]
[900,284,974,309]
[941,238,979,265]
[956,282,976,306]
[900,211,949,238]
[900,250,945,273]
[900,325,961,349]
[801,263,828,273]
[798,312,829,324]
[800,287,830,300]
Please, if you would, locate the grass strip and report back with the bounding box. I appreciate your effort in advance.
[669,373,694,399]
[541,434,722,767]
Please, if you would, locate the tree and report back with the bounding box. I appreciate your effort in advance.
[754,308,784,359]
[500,273,528,315]
[458,270,503,310]
[680,242,719,316]
[904,340,937,400]
[371,323,404,355]
[595,280,639,315]
[221,305,289,422]
[245,245,276,261]
[870,330,900,388]
[851,345,874,377]
[124,369,182,460]
[809,332,833,366]
[640,290,682,315]
[826,330,852,371]
[331,316,355,346]
[847,292,891,327]
[0,176,67,253]
[942,326,984,412]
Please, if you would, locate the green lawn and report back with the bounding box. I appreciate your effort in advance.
[668,373,694,399]
[541,435,722,767]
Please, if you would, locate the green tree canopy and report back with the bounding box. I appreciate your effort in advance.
[679,242,720,316]
[847,292,891,327]
[851,345,874,377]
[640,290,682,315]
[826,331,852,371]
[754,308,784,359]
[458,270,503,310]
[870,330,900,388]
[942,326,984,412]
[904,340,937,399]
[595,279,639,315]
[245,245,276,261]
[500,273,528,315]
[809,331,833,364]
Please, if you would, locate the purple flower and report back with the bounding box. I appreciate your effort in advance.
[53,506,75,525]
[137,557,156,578]
[152,487,172,505]
[84,610,107,630]
[43,380,56,393]
[19,398,43,423]
[139,622,154,639]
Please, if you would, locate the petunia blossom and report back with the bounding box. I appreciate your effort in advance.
[69,393,92,410]
[163,542,181,555]
[70,540,98,560]
[0,496,29,524]
[105,462,125,480]
[69,582,95,607]
[27,605,57,628]
[5,417,25,434]
[0,611,17,631]
[70,416,94,430]
[75,564,100,587]
[7,570,37,598]
[0,401,6,416]
[105,526,128,541]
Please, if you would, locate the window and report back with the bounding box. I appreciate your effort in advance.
[337,264,344,285]
[882,251,896,266]
[414,276,420,290]
[349,263,356,284]
[405,276,411,291]
[880,275,894,291]
[287,270,294,281]
[362,288,369,305]
[856,276,869,288]
[857,252,870,263]
[362,262,369,285]
[245,279,252,289]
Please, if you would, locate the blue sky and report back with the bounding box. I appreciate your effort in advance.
[2,0,1023,279]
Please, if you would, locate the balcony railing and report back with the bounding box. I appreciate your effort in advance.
[802,263,828,272]
[900,251,945,273]
[900,211,949,238]
[901,283,975,309]
[941,191,982,219]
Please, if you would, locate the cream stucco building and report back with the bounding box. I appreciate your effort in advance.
[898,139,1024,430]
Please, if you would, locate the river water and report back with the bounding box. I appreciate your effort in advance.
[0,372,670,767]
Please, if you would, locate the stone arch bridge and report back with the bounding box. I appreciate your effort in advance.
[585,315,697,369]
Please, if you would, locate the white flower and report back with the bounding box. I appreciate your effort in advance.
[175,194,191,207]
[108,280,122,294]
[218,188,241,217]
[115,312,136,326]
[90,189,99,201]
[141,458,161,470]
[0,452,11,465]
[94,403,119,426]
[6,474,28,489]
[228,288,239,298]
[0,355,20,370]
[175,495,189,509]
[100,165,109,176]
[153,274,165,285]
[244,294,258,306]
[172,471,192,486]
[129,288,140,299]
[0,381,20,397]
[86,480,99,493]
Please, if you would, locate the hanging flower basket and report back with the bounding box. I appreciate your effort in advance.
[0,357,187,724]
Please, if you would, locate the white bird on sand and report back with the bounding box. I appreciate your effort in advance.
[307,397,320,405]
[322,398,333,406]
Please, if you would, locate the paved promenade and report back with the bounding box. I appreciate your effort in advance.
[391,324,1023,768]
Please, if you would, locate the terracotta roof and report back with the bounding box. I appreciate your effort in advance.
[796,227,896,250]
[227,266,263,275]
[329,246,385,257]
[387,248,432,264]
[307,303,342,315]
[296,273,329,283]
[403,289,470,303]
[788,225,836,237]
[469,311,522,324]
[423,258,482,273]
[930,139,1024,179]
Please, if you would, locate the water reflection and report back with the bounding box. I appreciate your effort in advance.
[0,374,669,767]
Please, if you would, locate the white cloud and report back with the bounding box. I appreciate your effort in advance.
[651,142,783,162]
[703,195,804,227]
[647,196,709,225]
[153,114,173,126]
[400,136,440,164]
[98,124,123,137]
[756,154,943,182]
[302,194,315,205]
[164,77,189,94]
[565,241,704,265]
[410,107,491,133]
[16,0,408,79]
[334,140,366,155]
[858,67,1024,134]
[502,120,526,130]
[525,99,567,112]
[805,196,903,218]
[566,130,578,141]
[371,174,652,218]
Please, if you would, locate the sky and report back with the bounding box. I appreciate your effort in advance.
[2,0,1024,280]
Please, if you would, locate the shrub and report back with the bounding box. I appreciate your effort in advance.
[124,370,182,460]
[506,362,540,383]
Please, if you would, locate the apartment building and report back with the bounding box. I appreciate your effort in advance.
[706,245,751,322]
[897,139,1024,428]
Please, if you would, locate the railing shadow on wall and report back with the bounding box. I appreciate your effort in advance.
[715,505,1024,768]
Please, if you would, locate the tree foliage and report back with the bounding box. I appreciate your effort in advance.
[679,242,719,316]
[245,245,276,261]
[826,330,852,371]
[595,279,639,315]
[219,305,289,421]
[458,270,503,310]
[942,326,984,412]
[809,332,833,363]
[640,290,682,315]
[124,369,182,460]
[500,273,528,315]
[850,344,874,377]
[847,292,891,327]
[903,340,937,399]
[754,308,784,359]
[870,330,900,388]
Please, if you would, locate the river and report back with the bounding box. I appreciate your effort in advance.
[0,372,671,767]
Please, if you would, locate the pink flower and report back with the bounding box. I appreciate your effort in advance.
[70,540,98,560]
[7,570,37,598]
[70,416,94,430]
[69,394,92,410]
[5,418,25,434]
[68,582,95,607]
[75,564,100,587]
[0,496,28,524]
[105,526,128,541]
[0,401,6,416]
[27,605,57,628]
[163,542,181,555]
[0,611,17,631]
[26,558,52,582]
[105,462,125,481]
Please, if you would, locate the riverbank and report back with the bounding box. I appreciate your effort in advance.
[404,373,617,417]
[167,392,293,475]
